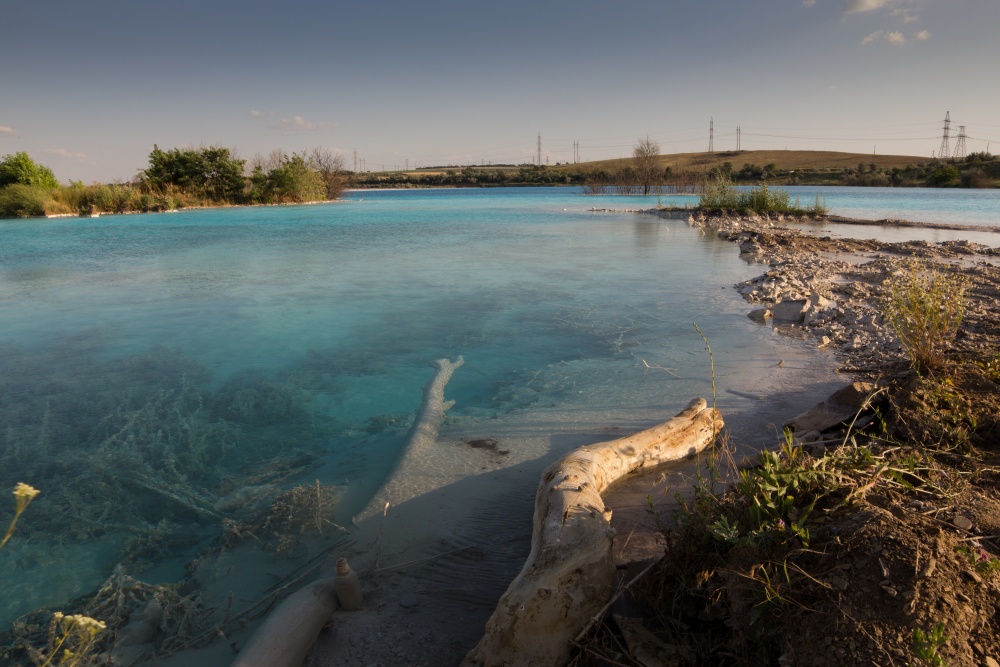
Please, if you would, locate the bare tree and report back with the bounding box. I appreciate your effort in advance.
[308,147,346,199]
[633,136,661,195]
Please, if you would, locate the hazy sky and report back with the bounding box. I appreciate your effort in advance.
[2,0,998,182]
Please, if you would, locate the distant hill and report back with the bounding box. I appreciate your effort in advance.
[359,150,996,189]
[548,149,926,175]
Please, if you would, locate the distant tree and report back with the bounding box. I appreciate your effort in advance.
[262,153,325,203]
[0,152,59,189]
[308,147,346,199]
[145,145,246,202]
[930,165,960,187]
[633,136,661,195]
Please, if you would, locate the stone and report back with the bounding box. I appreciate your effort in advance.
[985,657,999,667]
[748,308,772,323]
[772,299,808,323]
[953,515,973,531]
[828,575,849,591]
[784,381,876,434]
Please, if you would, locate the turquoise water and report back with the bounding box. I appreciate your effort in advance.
[781,185,1000,227]
[3,187,813,627]
[2,184,995,630]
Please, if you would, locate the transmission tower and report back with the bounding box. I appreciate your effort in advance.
[938,112,951,159]
[736,126,741,152]
[953,126,967,159]
[708,117,714,153]
[537,133,542,166]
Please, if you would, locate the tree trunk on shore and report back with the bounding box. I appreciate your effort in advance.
[462,398,723,667]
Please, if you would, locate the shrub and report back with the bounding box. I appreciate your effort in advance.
[0,184,51,218]
[930,165,959,187]
[698,177,823,215]
[882,262,969,372]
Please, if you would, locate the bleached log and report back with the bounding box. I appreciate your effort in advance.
[353,356,464,524]
[462,398,723,667]
[229,578,338,667]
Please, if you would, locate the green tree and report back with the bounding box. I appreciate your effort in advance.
[930,165,959,187]
[260,153,325,203]
[145,145,246,202]
[0,152,59,189]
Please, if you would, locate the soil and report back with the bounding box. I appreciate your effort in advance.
[587,211,1000,667]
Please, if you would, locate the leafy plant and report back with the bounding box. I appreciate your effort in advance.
[911,622,948,666]
[734,440,816,546]
[955,545,1000,578]
[882,262,968,371]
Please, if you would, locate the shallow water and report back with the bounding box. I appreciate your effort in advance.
[780,185,1000,245]
[2,185,960,632]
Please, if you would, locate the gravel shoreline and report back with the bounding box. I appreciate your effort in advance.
[657,210,1000,380]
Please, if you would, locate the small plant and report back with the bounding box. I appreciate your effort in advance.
[39,612,107,667]
[911,622,948,666]
[955,545,1000,578]
[882,262,969,372]
[1,481,40,550]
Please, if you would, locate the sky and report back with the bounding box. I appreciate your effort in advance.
[1,0,998,183]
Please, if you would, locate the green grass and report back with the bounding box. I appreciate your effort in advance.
[697,176,827,215]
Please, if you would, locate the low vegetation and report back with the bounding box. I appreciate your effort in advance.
[0,147,346,219]
[697,176,828,216]
[883,262,969,372]
[573,260,1000,666]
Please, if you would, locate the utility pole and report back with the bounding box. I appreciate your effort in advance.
[708,117,714,153]
[938,112,951,159]
[353,149,357,172]
[406,158,409,170]
[736,126,741,152]
[537,133,542,166]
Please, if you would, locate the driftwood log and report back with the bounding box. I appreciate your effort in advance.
[353,356,464,524]
[462,398,723,667]
[229,578,339,667]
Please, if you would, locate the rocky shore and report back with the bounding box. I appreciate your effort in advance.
[608,209,1000,667]
[672,211,1000,378]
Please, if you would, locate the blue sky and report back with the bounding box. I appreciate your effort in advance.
[2,0,998,183]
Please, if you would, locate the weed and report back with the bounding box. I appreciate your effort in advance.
[955,545,1000,578]
[882,261,969,372]
[38,613,106,667]
[911,622,948,666]
[1,482,39,551]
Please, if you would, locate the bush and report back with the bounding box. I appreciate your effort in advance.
[930,165,959,187]
[882,262,968,371]
[0,184,51,218]
[698,177,825,215]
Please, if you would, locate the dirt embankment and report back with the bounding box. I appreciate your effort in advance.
[596,210,1000,667]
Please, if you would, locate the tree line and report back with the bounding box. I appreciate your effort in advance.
[0,146,346,218]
